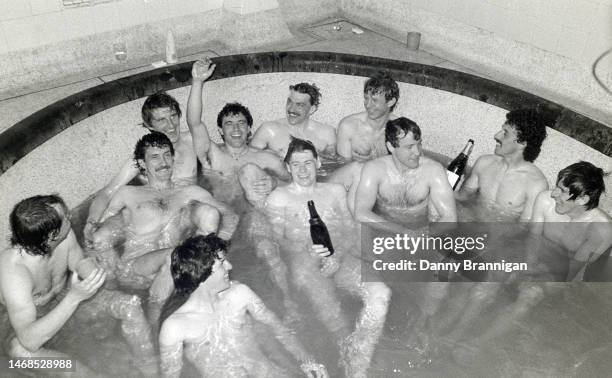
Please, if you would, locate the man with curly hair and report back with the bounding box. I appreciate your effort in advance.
[250,82,336,158]
[456,108,550,221]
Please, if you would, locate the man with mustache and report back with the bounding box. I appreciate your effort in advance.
[250,82,336,158]
[455,108,549,221]
[90,132,238,291]
[85,91,198,241]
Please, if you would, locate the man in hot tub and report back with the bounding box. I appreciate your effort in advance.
[89,132,238,291]
[186,59,290,204]
[455,108,550,221]
[84,91,198,242]
[265,138,391,378]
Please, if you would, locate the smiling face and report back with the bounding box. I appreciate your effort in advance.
[493,122,523,157]
[146,107,181,143]
[286,90,315,125]
[141,145,174,182]
[207,251,232,292]
[364,90,396,120]
[287,150,319,187]
[387,131,421,169]
[220,113,249,148]
[550,182,587,216]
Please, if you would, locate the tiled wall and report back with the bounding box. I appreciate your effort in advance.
[408,0,612,67]
[0,0,224,54]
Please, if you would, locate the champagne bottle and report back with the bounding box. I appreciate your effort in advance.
[307,200,334,256]
[447,139,474,190]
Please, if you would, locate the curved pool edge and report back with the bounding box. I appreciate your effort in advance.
[1,51,611,176]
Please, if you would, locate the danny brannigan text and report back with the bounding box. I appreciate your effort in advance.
[372,259,528,273]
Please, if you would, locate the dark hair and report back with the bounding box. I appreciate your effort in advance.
[556,161,607,210]
[364,71,400,111]
[141,92,182,127]
[289,83,321,107]
[159,234,229,327]
[505,109,549,162]
[133,132,175,173]
[216,102,253,129]
[283,137,318,164]
[385,117,421,151]
[10,195,68,256]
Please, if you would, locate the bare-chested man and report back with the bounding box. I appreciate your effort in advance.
[250,82,336,158]
[0,195,157,376]
[85,92,198,240]
[187,59,290,204]
[265,138,391,378]
[90,132,238,291]
[337,71,400,161]
[456,108,549,221]
[355,117,457,231]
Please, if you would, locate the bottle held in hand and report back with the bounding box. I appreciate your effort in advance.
[307,200,334,256]
[447,139,474,190]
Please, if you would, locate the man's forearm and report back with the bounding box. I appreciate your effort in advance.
[14,296,80,352]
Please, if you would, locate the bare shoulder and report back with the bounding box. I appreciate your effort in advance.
[310,119,336,136]
[420,156,446,172]
[0,247,19,274]
[266,186,290,207]
[338,112,361,128]
[473,154,499,170]
[318,182,346,196]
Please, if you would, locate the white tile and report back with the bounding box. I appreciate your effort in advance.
[223,0,278,14]
[580,29,612,65]
[561,0,601,33]
[143,0,170,22]
[1,17,43,50]
[30,0,62,15]
[0,0,31,20]
[115,0,147,28]
[34,12,68,45]
[92,2,122,34]
[504,12,539,45]
[61,5,96,40]
[589,3,612,35]
[530,21,562,52]
[554,25,591,61]
[0,25,8,54]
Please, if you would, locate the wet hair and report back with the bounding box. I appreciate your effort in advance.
[385,117,421,152]
[364,71,400,111]
[556,161,607,210]
[10,194,68,256]
[216,102,253,129]
[289,83,321,107]
[505,109,549,162]
[133,132,175,173]
[283,137,318,164]
[159,234,229,327]
[141,92,182,127]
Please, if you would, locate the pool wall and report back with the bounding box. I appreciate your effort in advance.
[0,52,610,249]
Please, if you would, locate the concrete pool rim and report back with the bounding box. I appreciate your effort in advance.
[1,50,610,176]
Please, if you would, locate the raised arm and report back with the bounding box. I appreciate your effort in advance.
[186,59,217,166]
[428,163,458,222]
[241,284,328,377]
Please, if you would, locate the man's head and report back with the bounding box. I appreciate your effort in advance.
[286,83,321,125]
[134,132,175,180]
[10,195,70,256]
[552,161,606,213]
[364,71,400,119]
[216,102,253,147]
[494,109,548,162]
[171,234,231,295]
[385,117,422,169]
[141,92,182,143]
[284,138,320,187]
